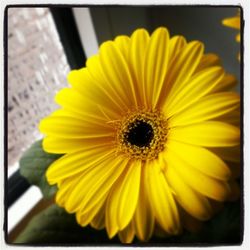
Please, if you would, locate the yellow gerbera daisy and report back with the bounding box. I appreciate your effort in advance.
[222,12,241,60]
[39,27,240,243]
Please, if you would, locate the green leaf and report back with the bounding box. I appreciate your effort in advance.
[19,140,62,198]
[14,204,120,244]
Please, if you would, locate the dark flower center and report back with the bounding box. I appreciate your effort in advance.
[125,120,154,147]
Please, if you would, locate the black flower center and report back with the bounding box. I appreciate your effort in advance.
[125,120,154,147]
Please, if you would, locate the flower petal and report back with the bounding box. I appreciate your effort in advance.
[166,148,231,201]
[118,222,135,243]
[114,35,131,61]
[86,55,130,111]
[133,166,154,241]
[67,68,123,118]
[169,92,240,127]
[76,194,107,227]
[42,136,111,154]
[165,66,225,118]
[79,158,128,214]
[117,160,141,230]
[99,41,138,108]
[227,162,240,179]
[181,209,203,233]
[105,176,122,238]
[46,147,115,184]
[166,140,231,181]
[209,146,240,163]
[195,53,220,72]
[145,160,181,234]
[39,112,114,139]
[215,109,240,126]
[90,201,106,230]
[165,165,213,221]
[222,16,240,29]
[160,40,204,109]
[211,74,238,93]
[144,27,170,108]
[55,173,84,207]
[64,156,127,213]
[105,160,141,237]
[236,33,240,42]
[55,87,119,122]
[168,35,187,63]
[168,121,240,147]
[129,28,150,106]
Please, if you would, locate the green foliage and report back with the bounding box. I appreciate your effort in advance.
[19,140,62,198]
[13,201,241,245]
[14,204,120,245]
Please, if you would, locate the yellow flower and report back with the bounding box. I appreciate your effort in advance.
[39,27,240,243]
[222,12,241,60]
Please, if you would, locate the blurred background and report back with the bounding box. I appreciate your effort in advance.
[6,6,241,243]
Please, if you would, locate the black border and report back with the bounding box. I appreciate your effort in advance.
[4,4,244,247]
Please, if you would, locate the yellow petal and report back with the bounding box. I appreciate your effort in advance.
[168,121,240,147]
[105,160,141,237]
[155,35,186,108]
[114,35,131,62]
[215,109,240,126]
[195,53,220,72]
[209,146,240,163]
[40,115,114,139]
[168,35,187,63]
[46,147,115,184]
[227,162,241,179]
[117,161,141,230]
[166,148,231,201]
[144,27,170,108]
[99,41,138,108]
[165,66,225,117]
[160,41,204,109]
[90,200,106,230]
[80,158,128,214]
[118,222,135,244]
[181,209,203,233]
[76,194,107,227]
[166,140,231,181]
[129,28,150,106]
[236,33,240,42]
[133,166,154,241]
[169,92,240,127]
[67,68,123,118]
[64,156,127,213]
[153,223,169,238]
[50,108,116,129]
[42,136,111,154]
[105,176,121,238]
[145,160,181,234]
[54,87,118,122]
[165,165,213,221]
[55,173,84,208]
[222,16,240,29]
[86,55,130,111]
[211,74,238,93]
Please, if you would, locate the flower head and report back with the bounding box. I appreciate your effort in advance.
[39,27,240,243]
[222,11,241,60]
